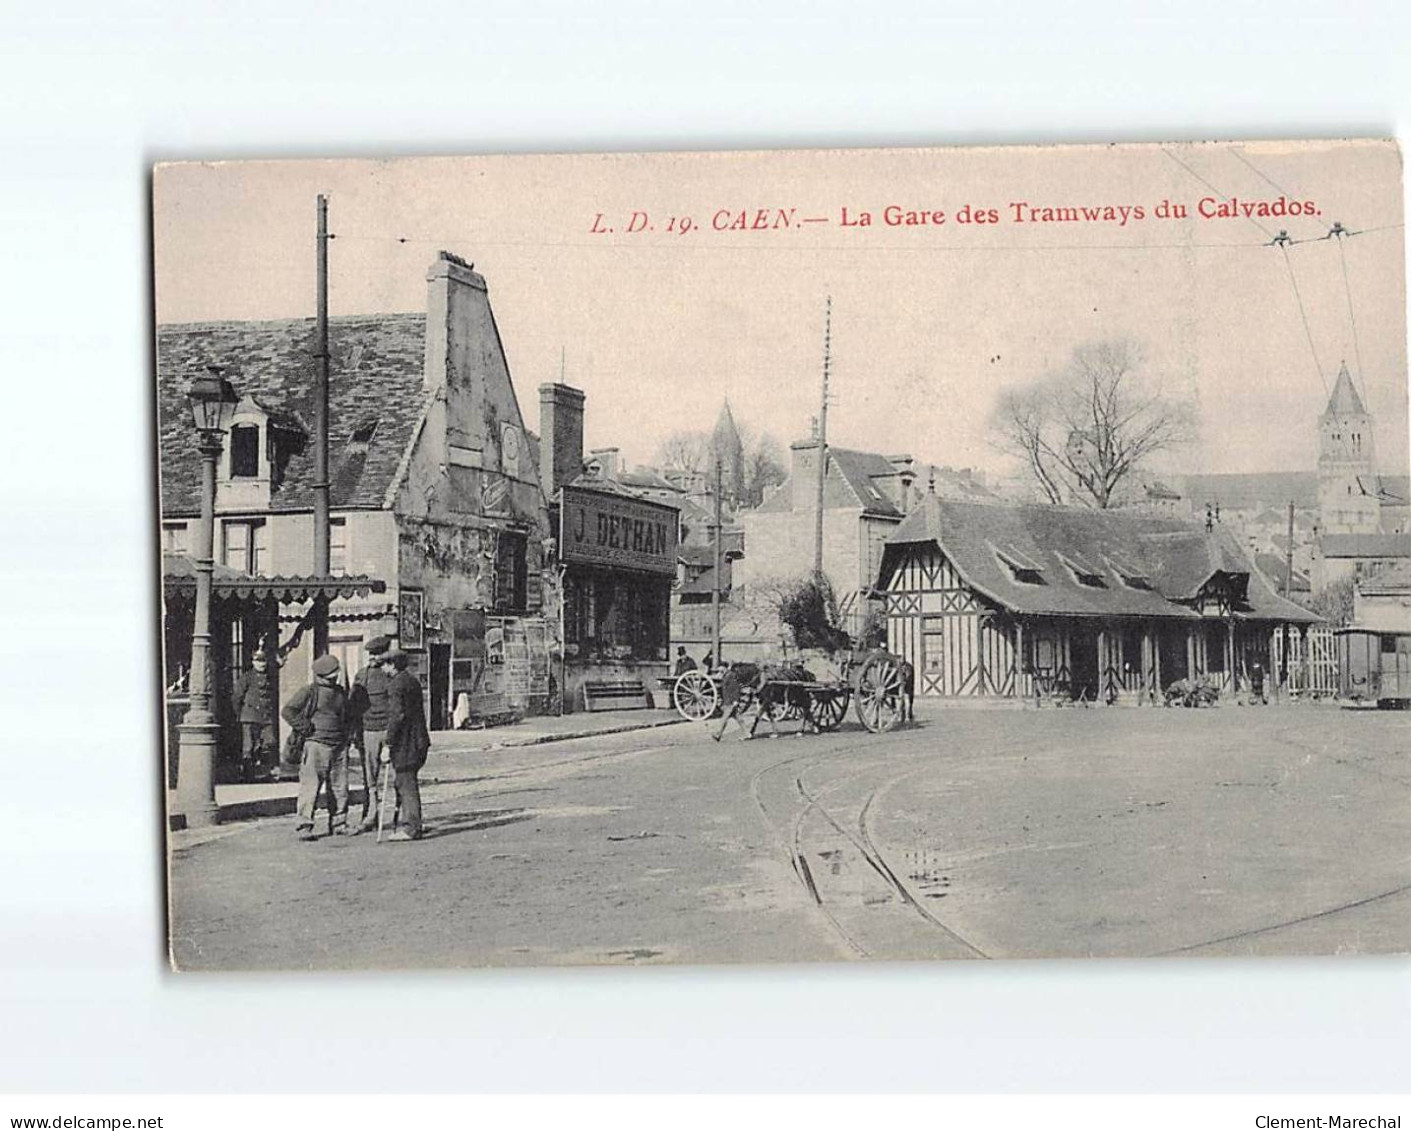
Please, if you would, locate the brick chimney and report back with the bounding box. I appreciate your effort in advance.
[539,382,585,500]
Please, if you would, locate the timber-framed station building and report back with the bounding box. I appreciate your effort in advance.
[879,494,1320,702]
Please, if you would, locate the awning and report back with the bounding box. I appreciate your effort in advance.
[162,554,386,604]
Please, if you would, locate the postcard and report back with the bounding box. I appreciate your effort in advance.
[156,140,1409,968]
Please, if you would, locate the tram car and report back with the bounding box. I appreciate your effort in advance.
[1333,627,1411,707]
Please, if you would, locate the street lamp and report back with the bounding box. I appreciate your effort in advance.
[173,368,238,828]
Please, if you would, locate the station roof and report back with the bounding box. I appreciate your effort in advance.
[162,553,386,605]
[880,495,1320,624]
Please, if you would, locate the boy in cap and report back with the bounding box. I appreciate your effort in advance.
[381,646,431,841]
[347,635,394,833]
[282,653,352,840]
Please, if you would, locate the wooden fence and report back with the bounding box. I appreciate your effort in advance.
[1269,624,1337,696]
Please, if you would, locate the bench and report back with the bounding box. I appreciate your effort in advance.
[582,679,651,712]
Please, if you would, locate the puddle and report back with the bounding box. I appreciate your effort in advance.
[607,948,663,962]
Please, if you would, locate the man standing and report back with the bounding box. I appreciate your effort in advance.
[348,635,393,834]
[673,646,698,678]
[232,650,278,781]
[282,653,351,841]
[382,647,431,842]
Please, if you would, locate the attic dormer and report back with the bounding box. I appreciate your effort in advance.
[217,396,274,512]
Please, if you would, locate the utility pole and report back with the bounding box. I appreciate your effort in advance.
[1281,500,1294,692]
[712,456,723,668]
[312,194,331,658]
[813,295,832,580]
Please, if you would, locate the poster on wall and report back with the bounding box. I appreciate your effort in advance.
[156,140,1410,972]
[398,589,424,650]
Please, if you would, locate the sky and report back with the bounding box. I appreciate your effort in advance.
[153,139,1408,480]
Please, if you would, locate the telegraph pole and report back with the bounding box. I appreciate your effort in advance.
[813,296,832,580]
[312,194,331,658]
[712,457,724,668]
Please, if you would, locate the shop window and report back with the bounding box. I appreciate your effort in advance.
[230,425,261,478]
[330,517,347,576]
[222,519,268,576]
[495,531,528,612]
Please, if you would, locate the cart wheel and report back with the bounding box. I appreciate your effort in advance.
[806,688,850,732]
[673,670,720,721]
[855,656,903,733]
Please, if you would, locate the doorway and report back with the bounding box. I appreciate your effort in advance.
[429,644,452,731]
[1069,624,1100,702]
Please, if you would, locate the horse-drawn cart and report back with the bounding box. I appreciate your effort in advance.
[665,651,911,736]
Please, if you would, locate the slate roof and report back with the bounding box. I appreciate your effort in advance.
[1252,552,1310,594]
[1357,560,1411,594]
[1377,474,1411,503]
[618,467,682,493]
[1179,471,1319,511]
[1319,533,1411,559]
[753,446,906,517]
[1323,362,1369,417]
[677,561,733,596]
[157,314,428,516]
[880,495,1319,623]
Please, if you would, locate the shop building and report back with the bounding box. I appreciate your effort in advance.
[538,383,679,710]
[157,252,557,745]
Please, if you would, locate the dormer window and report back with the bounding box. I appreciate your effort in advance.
[993,544,1045,586]
[230,424,260,478]
[1058,552,1107,588]
[350,418,379,446]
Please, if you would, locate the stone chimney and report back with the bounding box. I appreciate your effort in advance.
[538,382,585,500]
[886,454,916,513]
[588,447,622,480]
[423,251,487,395]
[790,439,821,511]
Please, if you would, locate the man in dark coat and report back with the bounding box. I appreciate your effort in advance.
[282,654,352,840]
[231,650,278,781]
[347,635,394,832]
[381,647,431,841]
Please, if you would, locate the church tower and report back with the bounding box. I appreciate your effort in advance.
[1318,361,1381,535]
[709,399,746,505]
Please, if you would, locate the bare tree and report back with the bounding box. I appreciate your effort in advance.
[738,425,788,508]
[655,429,710,474]
[990,339,1196,508]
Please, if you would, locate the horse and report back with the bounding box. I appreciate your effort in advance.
[712,662,817,741]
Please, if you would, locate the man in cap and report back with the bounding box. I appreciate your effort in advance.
[282,653,352,840]
[380,645,431,841]
[232,649,278,781]
[348,635,394,833]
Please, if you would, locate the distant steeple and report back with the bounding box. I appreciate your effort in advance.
[1317,360,1380,536]
[1322,361,1368,418]
[709,398,745,503]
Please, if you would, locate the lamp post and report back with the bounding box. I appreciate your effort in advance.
[173,369,238,828]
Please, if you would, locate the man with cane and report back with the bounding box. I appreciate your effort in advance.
[348,635,394,834]
[378,645,431,842]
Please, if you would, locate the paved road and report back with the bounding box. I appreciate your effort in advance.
[168,702,1411,970]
